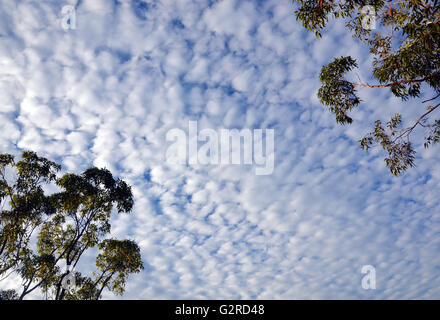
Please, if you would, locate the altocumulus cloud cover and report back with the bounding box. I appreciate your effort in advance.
[0,0,439,299]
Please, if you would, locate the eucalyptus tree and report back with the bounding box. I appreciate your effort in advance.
[0,151,143,300]
[292,0,440,175]
[0,151,60,277]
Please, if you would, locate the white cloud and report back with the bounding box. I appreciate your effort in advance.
[0,0,439,300]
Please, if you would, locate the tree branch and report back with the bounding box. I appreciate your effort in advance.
[392,102,440,142]
[352,76,431,88]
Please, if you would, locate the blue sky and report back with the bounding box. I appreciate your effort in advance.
[0,0,439,299]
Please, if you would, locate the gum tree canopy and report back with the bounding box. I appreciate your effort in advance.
[0,151,143,300]
[292,0,440,175]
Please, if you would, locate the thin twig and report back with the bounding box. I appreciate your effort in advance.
[422,92,440,103]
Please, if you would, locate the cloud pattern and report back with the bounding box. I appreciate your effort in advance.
[0,0,439,299]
